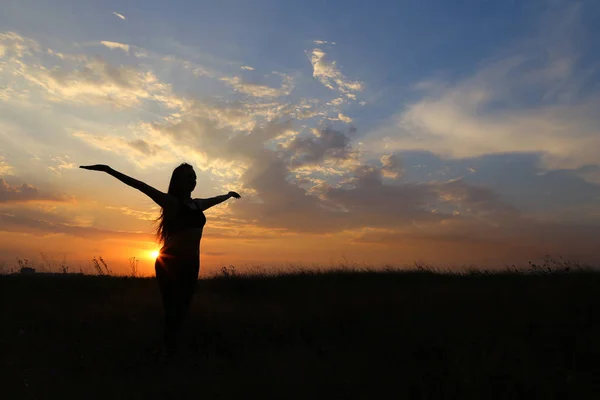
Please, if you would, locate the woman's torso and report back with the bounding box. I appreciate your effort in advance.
[160,199,206,257]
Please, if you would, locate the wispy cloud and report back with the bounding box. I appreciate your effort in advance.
[0,157,13,175]
[220,74,294,98]
[0,31,39,58]
[100,41,130,52]
[365,2,599,170]
[314,40,336,45]
[240,65,254,71]
[0,178,69,203]
[112,11,126,20]
[47,156,76,175]
[308,48,363,99]
[72,131,176,168]
[380,154,403,179]
[5,43,187,110]
[0,212,153,241]
[335,113,352,123]
[105,206,157,221]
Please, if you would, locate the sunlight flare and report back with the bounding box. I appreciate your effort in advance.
[149,250,160,259]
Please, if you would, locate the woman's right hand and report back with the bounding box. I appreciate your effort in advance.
[79,164,112,173]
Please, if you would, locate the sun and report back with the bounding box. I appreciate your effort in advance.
[149,250,160,259]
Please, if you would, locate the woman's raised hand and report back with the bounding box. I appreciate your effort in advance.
[80,164,112,173]
[228,191,241,199]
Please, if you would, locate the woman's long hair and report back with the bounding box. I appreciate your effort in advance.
[155,163,193,244]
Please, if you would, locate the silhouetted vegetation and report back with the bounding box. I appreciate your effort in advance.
[129,256,140,278]
[91,256,111,276]
[2,262,600,399]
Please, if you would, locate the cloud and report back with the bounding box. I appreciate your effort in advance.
[100,41,130,52]
[219,74,294,98]
[150,99,529,240]
[365,2,600,170]
[308,48,363,97]
[0,212,153,240]
[19,54,186,109]
[0,31,354,178]
[45,48,88,62]
[434,178,520,219]
[158,55,218,78]
[148,107,348,230]
[47,156,76,175]
[0,178,69,203]
[0,31,39,59]
[382,150,600,222]
[0,157,14,175]
[336,113,352,123]
[284,127,357,168]
[127,138,163,155]
[105,206,157,221]
[112,11,126,20]
[0,33,187,110]
[240,65,254,71]
[575,165,600,185]
[314,40,336,45]
[117,73,505,237]
[238,159,521,235]
[349,216,600,265]
[380,154,403,179]
[192,65,215,77]
[73,131,174,168]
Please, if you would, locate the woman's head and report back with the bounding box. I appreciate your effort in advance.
[168,163,196,198]
[155,163,196,243]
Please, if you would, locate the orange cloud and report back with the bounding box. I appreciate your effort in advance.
[0,178,71,203]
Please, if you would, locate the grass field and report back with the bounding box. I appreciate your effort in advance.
[2,267,600,399]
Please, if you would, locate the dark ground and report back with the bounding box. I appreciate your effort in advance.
[2,268,600,399]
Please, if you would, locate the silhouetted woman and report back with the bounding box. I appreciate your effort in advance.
[80,163,240,351]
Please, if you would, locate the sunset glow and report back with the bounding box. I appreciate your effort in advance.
[149,250,160,260]
[0,1,599,275]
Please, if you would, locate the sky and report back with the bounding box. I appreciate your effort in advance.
[1,0,599,276]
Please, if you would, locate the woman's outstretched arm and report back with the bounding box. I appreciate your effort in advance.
[80,164,177,210]
[195,191,240,211]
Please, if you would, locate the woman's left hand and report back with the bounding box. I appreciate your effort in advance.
[228,191,241,199]
[80,164,112,173]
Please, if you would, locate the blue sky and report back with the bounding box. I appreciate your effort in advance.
[0,0,599,274]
